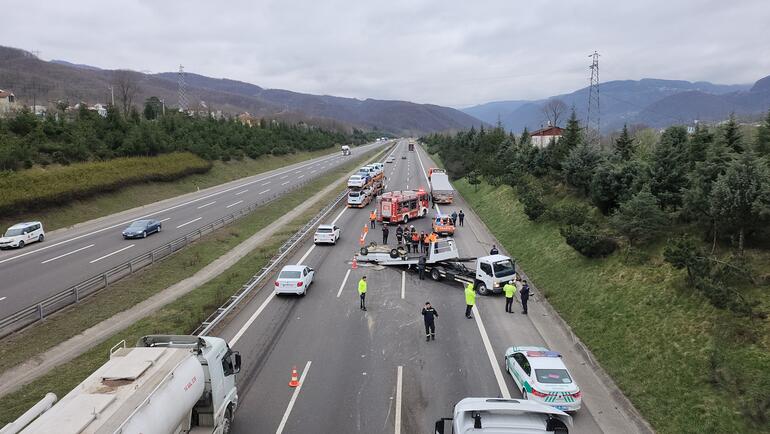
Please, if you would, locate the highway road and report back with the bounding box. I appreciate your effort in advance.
[217,139,635,433]
[0,141,387,318]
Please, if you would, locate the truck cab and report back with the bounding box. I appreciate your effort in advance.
[341,145,351,155]
[475,254,517,295]
[435,397,571,433]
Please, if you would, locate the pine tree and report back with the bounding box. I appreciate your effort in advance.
[562,144,601,195]
[614,124,634,160]
[547,109,582,170]
[721,113,743,153]
[611,187,668,247]
[754,110,770,157]
[649,126,689,210]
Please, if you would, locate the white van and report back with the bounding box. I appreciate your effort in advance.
[0,221,45,249]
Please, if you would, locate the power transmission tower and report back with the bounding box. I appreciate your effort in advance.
[178,65,190,112]
[586,51,601,147]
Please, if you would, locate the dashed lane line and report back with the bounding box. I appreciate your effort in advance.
[276,360,312,434]
[395,366,403,434]
[89,244,135,264]
[336,269,351,298]
[176,217,202,228]
[40,244,95,264]
[197,201,216,209]
[226,200,244,209]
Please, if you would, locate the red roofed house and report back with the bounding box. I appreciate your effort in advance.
[0,89,17,116]
[530,125,563,148]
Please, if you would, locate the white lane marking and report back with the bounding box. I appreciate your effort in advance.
[261,181,271,186]
[90,244,135,263]
[330,207,347,225]
[281,175,289,179]
[197,201,216,209]
[235,189,248,196]
[0,151,350,266]
[259,189,271,194]
[230,292,275,346]
[401,271,406,299]
[41,244,95,264]
[276,360,312,434]
[395,365,403,434]
[414,146,442,214]
[311,170,317,174]
[473,306,512,399]
[176,217,202,228]
[336,269,351,298]
[0,297,6,302]
[281,181,290,186]
[296,245,315,265]
[226,200,244,209]
[298,175,305,179]
[159,218,171,223]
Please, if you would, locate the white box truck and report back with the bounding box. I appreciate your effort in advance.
[429,172,454,204]
[341,145,351,156]
[3,335,240,434]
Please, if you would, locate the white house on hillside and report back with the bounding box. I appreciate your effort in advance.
[530,126,564,148]
[0,89,16,116]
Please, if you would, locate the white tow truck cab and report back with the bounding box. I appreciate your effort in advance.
[355,239,516,296]
[7,335,240,434]
[341,145,351,156]
[435,398,572,434]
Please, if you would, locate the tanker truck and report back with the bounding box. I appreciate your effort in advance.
[3,335,240,434]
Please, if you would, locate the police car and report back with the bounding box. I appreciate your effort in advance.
[503,346,582,412]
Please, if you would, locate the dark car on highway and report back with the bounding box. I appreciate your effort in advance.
[122,219,162,239]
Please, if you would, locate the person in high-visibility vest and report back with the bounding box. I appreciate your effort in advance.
[369,210,377,229]
[358,276,368,311]
[503,280,517,313]
[410,231,419,254]
[464,282,476,319]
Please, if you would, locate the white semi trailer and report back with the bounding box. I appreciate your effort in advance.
[3,335,240,434]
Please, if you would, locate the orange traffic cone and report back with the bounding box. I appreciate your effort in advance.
[289,366,300,387]
[352,256,358,270]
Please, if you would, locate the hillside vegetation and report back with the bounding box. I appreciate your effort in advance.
[423,111,770,433]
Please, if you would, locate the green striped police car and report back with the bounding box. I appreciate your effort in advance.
[504,346,582,413]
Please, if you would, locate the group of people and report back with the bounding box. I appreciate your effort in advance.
[449,210,465,226]
[382,224,440,254]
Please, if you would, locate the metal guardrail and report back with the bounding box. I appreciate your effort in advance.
[193,188,349,336]
[0,177,323,339]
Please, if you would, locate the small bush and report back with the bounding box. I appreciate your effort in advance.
[560,223,618,257]
[546,202,591,226]
[516,177,547,221]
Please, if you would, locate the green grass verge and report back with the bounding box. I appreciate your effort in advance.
[454,179,770,434]
[0,147,340,232]
[0,148,381,377]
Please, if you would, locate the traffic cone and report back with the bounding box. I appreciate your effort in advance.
[352,256,358,269]
[289,366,300,387]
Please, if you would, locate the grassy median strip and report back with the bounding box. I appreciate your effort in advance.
[0,147,340,231]
[455,179,769,434]
[0,146,389,423]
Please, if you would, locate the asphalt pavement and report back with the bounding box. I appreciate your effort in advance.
[0,142,385,318]
[217,139,634,433]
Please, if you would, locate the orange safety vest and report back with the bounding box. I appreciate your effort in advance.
[411,232,419,242]
[369,211,376,221]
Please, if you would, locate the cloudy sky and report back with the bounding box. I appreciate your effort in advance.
[5,0,769,107]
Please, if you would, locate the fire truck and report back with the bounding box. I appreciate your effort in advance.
[377,189,430,224]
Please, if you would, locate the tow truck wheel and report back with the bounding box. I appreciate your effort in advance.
[477,283,489,295]
[390,248,400,259]
[431,269,441,281]
[360,247,369,255]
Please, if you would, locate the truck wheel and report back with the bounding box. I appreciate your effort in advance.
[431,269,441,281]
[390,249,400,259]
[360,247,369,255]
[223,407,234,434]
[477,283,489,295]
[38,234,44,242]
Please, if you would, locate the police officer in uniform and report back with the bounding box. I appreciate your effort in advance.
[417,255,426,280]
[520,280,530,314]
[464,282,476,319]
[422,302,439,341]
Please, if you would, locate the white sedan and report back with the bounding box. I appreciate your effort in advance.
[504,346,582,412]
[314,224,340,245]
[274,265,314,296]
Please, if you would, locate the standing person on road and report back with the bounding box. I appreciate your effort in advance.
[464,282,476,319]
[451,211,458,226]
[382,225,389,245]
[396,224,404,246]
[421,232,429,254]
[369,210,377,229]
[411,231,419,254]
[503,280,517,313]
[520,280,530,315]
[458,210,465,226]
[358,276,368,311]
[422,302,439,341]
[490,245,499,255]
[417,255,426,280]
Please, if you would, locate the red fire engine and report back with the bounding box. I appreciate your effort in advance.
[377,189,430,224]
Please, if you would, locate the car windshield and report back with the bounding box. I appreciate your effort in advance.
[317,228,333,233]
[535,369,572,384]
[279,270,302,279]
[129,221,147,228]
[493,259,515,277]
[4,228,24,237]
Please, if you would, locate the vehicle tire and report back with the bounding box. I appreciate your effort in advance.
[222,407,233,434]
[422,208,427,217]
[477,282,489,296]
[389,248,400,259]
[157,225,161,233]
[403,215,409,224]
[38,234,44,242]
[142,231,147,238]
[360,247,369,255]
[431,268,441,281]
[18,241,24,248]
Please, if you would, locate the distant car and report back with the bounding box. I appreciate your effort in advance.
[0,221,45,249]
[274,265,314,296]
[401,155,407,159]
[122,219,162,239]
[314,224,340,245]
[504,346,582,412]
[386,156,395,163]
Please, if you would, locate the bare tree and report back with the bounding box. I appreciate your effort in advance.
[541,99,567,127]
[111,69,140,115]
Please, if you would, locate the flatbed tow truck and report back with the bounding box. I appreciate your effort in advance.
[356,238,516,295]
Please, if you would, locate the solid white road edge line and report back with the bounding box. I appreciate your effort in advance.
[226,200,244,209]
[401,271,406,299]
[176,217,202,228]
[197,201,216,209]
[229,292,276,346]
[336,269,351,298]
[40,244,95,264]
[395,365,403,434]
[473,305,512,399]
[275,360,312,434]
[415,147,443,214]
[89,244,135,264]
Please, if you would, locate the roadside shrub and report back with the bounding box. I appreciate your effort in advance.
[0,152,211,217]
[560,223,617,257]
[516,176,547,221]
[546,202,591,226]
